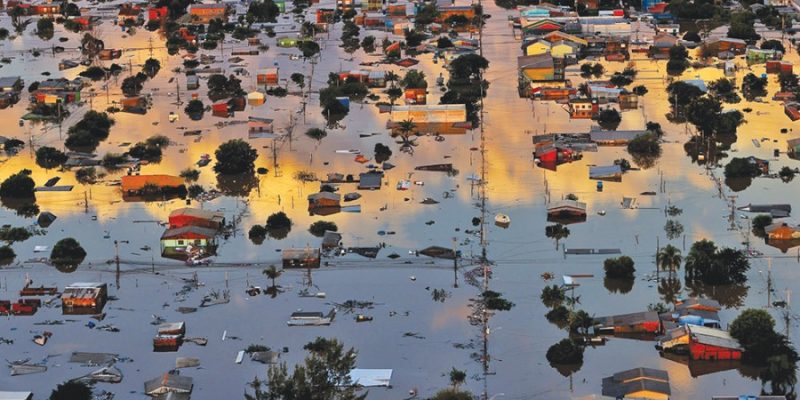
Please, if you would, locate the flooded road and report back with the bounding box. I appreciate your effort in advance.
[1,0,800,398]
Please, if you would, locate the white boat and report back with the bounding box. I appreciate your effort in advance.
[396,180,411,190]
[287,309,336,326]
[335,149,360,154]
[494,213,510,227]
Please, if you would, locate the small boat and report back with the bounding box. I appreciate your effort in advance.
[343,192,361,202]
[421,198,439,204]
[396,180,411,190]
[44,177,60,187]
[335,149,360,154]
[494,213,510,227]
[287,309,336,326]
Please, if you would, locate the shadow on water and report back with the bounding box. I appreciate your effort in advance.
[725,176,753,192]
[684,280,749,308]
[1,196,39,218]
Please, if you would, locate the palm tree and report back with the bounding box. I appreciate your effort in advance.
[658,277,682,305]
[385,70,399,86]
[658,244,682,275]
[449,368,466,390]
[397,119,416,138]
[263,265,282,288]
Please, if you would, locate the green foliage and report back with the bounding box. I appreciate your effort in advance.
[546,305,570,325]
[761,39,786,53]
[0,170,35,198]
[546,339,584,364]
[724,157,762,178]
[0,226,31,243]
[683,31,701,42]
[298,40,320,58]
[374,143,392,163]
[481,290,514,311]
[603,256,635,279]
[448,53,489,82]
[658,244,683,273]
[247,0,279,23]
[207,74,244,101]
[128,142,162,162]
[101,153,127,168]
[569,309,593,334]
[731,309,777,360]
[627,133,661,157]
[79,66,108,81]
[49,380,92,400]
[36,18,54,40]
[666,0,722,19]
[266,211,292,230]
[545,224,570,248]
[35,146,68,169]
[430,389,474,400]
[305,128,327,141]
[595,108,621,130]
[143,58,161,78]
[184,99,204,117]
[414,3,438,26]
[75,167,96,184]
[187,184,205,199]
[0,245,15,263]
[180,168,200,181]
[728,12,760,41]
[401,70,427,89]
[245,344,270,353]
[65,110,114,150]
[121,74,146,97]
[50,237,86,266]
[214,139,257,174]
[449,367,466,388]
[541,285,565,308]
[437,36,453,48]
[664,220,684,240]
[752,214,774,238]
[779,167,796,183]
[4,138,24,152]
[245,337,366,400]
[685,239,750,284]
[309,221,338,237]
[404,29,426,47]
[249,224,267,243]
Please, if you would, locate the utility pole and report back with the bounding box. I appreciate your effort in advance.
[84,191,88,213]
[452,237,458,288]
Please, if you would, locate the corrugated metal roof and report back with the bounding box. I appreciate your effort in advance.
[688,325,742,350]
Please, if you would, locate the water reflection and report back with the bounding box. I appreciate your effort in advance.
[658,277,682,305]
[1,197,39,218]
[683,280,749,308]
[603,277,634,294]
[216,173,259,197]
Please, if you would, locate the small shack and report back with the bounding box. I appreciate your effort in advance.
[546,200,587,222]
[62,282,108,314]
[589,165,623,181]
[282,248,321,268]
[308,192,341,209]
[160,226,218,259]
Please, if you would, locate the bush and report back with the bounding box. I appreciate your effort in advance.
[102,153,127,168]
[187,184,205,199]
[266,212,292,230]
[127,142,162,162]
[546,339,583,364]
[75,167,96,184]
[50,238,86,265]
[0,226,31,243]
[0,170,35,198]
[214,139,258,175]
[48,380,92,400]
[180,168,200,181]
[0,245,15,263]
[35,146,68,169]
[249,224,267,243]
[546,305,570,324]
[184,99,204,118]
[627,133,661,156]
[724,157,761,178]
[595,108,621,130]
[309,221,337,237]
[603,256,635,279]
[752,214,773,238]
[305,128,327,140]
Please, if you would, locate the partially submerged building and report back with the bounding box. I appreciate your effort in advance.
[282,248,321,268]
[62,282,108,315]
[602,367,671,400]
[594,310,661,334]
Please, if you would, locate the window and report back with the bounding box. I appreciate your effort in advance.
[177,240,184,245]
[194,240,202,246]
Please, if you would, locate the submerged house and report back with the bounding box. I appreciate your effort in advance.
[62,282,108,315]
[160,226,218,260]
[169,208,224,230]
[120,175,185,201]
[594,310,661,334]
[765,222,800,240]
[283,248,321,268]
[308,192,341,215]
[686,325,743,361]
[144,372,193,396]
[602,367,671,400]
[546,200,587,222]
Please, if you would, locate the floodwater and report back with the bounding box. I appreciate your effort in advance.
[1,0,800,398]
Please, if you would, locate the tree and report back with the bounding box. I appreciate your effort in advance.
[541,285,565,308]
[725,157,762,178]
[305,128,327,141]
[374,143,392,163]
[0,226,31,243]
[686,96,723,137]
[263,264,282,288]
[0,170,35,198]
[627,133,661,156]
[595,108,621,130]
[0,245,14,264]
[752,214,774,238]
[683,31,701,42]
[779,167,796,183]
[266,212,292,230]
[658,244,682,274]
[761,39,786,53]
[207,74,244,101]
[667,81,704,112]
[603,256,635,279]
[449,368,466,390]
[397,119,417,139]
[437,36,453,48]
[742,73,768,99]
[728,12,760,41]
[448,53,489,82]
[35,146,68,169]
[50,238,86,266]
[291,73,305,90]
[609,73,632,88]
[36,18,54,40]
[685,239,749,284]
[121,75,145,97]
[309,221,338,237]
[546,339,583,364]
[247,0,279,23]
[401,70,427,89]
[414,2,438,26]
[214,139,258,174]
[545,224,569,249]
[184,99,204,119]
[481,290,514,311]
[49,380,92,400]
[730,309,778,360]
[664,220,684,240]
[245,337,367,400]
[249,225,267,244]
[298,40,320,59]
[569,309,593,334]
[143,58,161,78]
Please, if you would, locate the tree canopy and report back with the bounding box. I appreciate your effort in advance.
[214,139,258,175]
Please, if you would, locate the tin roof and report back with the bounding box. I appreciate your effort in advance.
[687,325,742,350]
[169,208,224,223]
